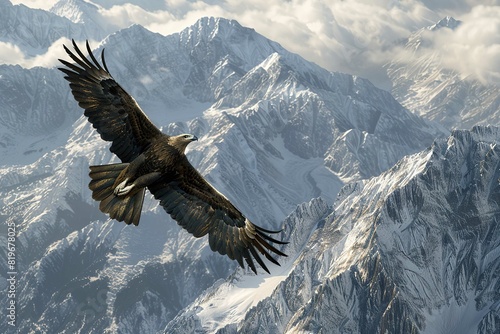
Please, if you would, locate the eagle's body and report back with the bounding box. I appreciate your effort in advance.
[58,40,287,274]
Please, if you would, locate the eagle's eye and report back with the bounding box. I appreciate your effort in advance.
[183,135,190,138]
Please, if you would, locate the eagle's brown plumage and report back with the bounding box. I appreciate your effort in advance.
[58,40,287,274]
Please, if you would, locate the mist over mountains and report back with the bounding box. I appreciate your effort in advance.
[0,1,498,333]
[387,16,500,131]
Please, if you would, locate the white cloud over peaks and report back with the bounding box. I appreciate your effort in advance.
[10,0,59,10]
[8,0,500,87]
[99,3,175,30]
[29,37,79,68]
[112,0,440,89]
[0,37,100,69]
[0,42,26,65]
[431,5,500,84]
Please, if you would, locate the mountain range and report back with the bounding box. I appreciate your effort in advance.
[0,1,498,333]
[167,125,500,334]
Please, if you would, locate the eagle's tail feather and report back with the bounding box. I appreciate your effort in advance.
[89,163,145,226]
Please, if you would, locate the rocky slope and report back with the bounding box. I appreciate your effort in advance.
[167,126,500,334]
[0,11,455,334]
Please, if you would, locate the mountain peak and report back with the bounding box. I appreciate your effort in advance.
[195,16,243,29]
[429,16,461,31]
[180,16,261,48]
[113,23,161,39]
[387,15,499,130]
[192,16,247,33]
[50,0,100,24]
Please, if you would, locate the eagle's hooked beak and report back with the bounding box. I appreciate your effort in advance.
[191,135,198,141]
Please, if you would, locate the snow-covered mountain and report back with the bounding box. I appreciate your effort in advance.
[49,0,123,38]
[387,16,500,130]
[164,197,332,334]
[0,0,112,166]
[50,0,101,25]
[0,0,104,55]
[2,8,487,334]
[167,126,500,333]
[0,64,83,166]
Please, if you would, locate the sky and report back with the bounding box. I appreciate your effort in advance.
[8,0,500,89]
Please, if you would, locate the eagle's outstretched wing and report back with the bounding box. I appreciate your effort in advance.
[58,40,162,162]
[148,159,288,274]
[60,40,288,274]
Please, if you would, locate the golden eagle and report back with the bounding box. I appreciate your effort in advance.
[58,40,287,274]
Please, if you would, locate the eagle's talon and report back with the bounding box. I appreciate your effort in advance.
[114,179,133,196]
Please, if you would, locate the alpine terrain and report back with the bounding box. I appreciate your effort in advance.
[166,126,500,334]
[0,1,497,333]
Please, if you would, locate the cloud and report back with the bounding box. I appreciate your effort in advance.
[30,37,79,68]
[87,0,437,88]
[8,0,500,87]
[10,0,58,10]
[411,5,500,84]
[99,3,175,30]
[0,37,100,69]
[0,42,26,65]
[441,5,500,83]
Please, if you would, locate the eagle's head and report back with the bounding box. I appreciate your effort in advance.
[170,133,198,153]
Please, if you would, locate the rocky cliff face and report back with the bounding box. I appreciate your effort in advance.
[185,126,498,334]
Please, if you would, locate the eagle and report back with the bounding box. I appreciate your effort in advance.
[58,40,287,274]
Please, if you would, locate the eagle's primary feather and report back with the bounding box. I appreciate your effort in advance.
[58,40,287,274]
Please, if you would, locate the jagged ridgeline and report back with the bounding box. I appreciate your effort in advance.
[210,126,499,334]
